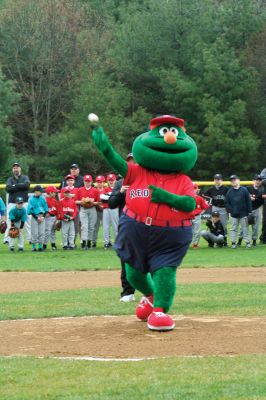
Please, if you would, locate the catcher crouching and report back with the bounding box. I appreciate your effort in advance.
[8,197,27,252]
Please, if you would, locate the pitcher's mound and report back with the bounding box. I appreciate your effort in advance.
[0,315,265,359]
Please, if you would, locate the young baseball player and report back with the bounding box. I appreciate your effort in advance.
[191,183,209,248]
[8,197,27,252]
[27,185,48,252]
[43,185,61,251]
[60,187,78,249]
[91,175,106,247]
[201,211,225,247]
[101,174,119,249]
[76,175,100,249]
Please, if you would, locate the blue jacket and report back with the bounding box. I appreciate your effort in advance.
[27,195,48,217]
[9,206,27,222]
[0,197,6,217]
[225,186,252,218]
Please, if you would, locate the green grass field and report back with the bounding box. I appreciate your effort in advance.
[0,230,265,399]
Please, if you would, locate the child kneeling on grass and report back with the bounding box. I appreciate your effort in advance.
[201,211,225,248]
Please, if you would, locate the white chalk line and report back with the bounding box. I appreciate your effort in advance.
[0,354,239,362]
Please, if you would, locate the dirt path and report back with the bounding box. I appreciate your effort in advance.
[0,267,265,294]
[0,315,265,358]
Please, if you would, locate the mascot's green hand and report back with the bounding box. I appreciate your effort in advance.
[148,185,196,212]
[89,113,128,177]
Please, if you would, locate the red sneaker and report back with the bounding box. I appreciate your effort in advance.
[135,295,154,321]
[147,308,175,331]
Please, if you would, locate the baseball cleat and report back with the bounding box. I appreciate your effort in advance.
[147,308,175,331]
[120,294,135,303]
[135,295,154,321]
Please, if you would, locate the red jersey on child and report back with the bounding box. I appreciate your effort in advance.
[193,195,209,217]
[46,197,61,219]
[60,186,79,200]
[60,198,78,220]
[76,186,100,203]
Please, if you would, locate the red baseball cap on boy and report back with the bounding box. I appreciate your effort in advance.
[96,175,105,182]
[107,173,116,181]
[45,185,59,194]
[84,175,93,182]
[65,174,75,180]
[62,187,71,193]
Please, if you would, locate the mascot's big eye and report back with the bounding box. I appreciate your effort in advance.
[170,127,179,136]
[159,127,169,136]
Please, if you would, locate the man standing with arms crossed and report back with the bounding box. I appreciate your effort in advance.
[4,162,31,244]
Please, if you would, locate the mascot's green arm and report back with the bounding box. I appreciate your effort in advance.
[92,126,128,177]
[148,185,196,212]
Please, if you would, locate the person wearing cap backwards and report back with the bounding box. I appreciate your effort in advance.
[90,113,197,331]
[43,186,61,251]
[76,175,100,249]
[108,152,136,302]
[60,164,84,189]
[225,175,252,249]
[237,175,264,247]
[204,174,228,246]
[27,185,49,252]
[191,183,209,248]
[8,197,27,252]
[92,175,106,248]
[4,162,31,244]
[201,211,225,248]
[60,187,78,249]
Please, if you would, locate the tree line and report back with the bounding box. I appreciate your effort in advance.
[0,0,265,181]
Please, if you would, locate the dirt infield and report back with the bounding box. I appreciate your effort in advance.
[0,267,265,359]
[0,315,265,358]
[0,267,265,294]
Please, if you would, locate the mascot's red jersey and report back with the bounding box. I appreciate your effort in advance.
[124,163,195,224]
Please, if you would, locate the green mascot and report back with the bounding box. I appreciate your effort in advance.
[89,113,198,331]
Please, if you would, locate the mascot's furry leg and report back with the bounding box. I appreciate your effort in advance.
[125,263,177,330]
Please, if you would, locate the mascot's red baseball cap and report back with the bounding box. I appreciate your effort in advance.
[150,115,185,130]
[96,175,105,182]
[84,174,93,182]
[45,185,59,194]
[107,173,116,181]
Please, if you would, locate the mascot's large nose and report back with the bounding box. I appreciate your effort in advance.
[164,130,177,144]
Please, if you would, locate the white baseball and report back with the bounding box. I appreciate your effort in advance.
[88,113,99,124]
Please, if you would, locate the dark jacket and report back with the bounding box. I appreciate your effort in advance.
[204,185,228,208]
[225,186,252,218]
[206,219,225,236]
[108,177,125,215]
[6,175,30,203]
[246,186,264,210]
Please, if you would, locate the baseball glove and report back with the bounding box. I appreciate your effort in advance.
[247,214,256,225]
[0,221,7,234]
[9,226,20,238]
[54,220,62,231]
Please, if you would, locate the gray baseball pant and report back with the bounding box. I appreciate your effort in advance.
[192,214,202,245]
[201,230,224,244]
[79,207,97,241]
[61,220,75,247]
[230,216,251,244]
[44,215,56,245]
[239,207,261,241]
[212,206,228,236]
[92,210,103,243]
[103,208,119,245]
[9,221,24,249]
[31,217,45,244]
